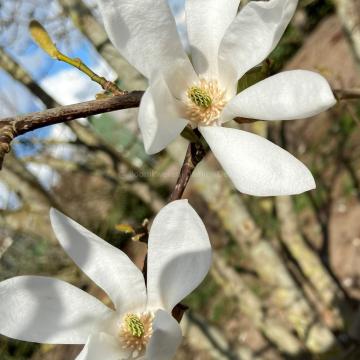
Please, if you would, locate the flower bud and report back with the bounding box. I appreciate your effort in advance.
[29,20,58,58]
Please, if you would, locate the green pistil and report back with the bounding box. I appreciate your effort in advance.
[125,314,145,338]
[188,86,212,108]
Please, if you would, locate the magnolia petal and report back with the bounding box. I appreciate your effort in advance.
[200,126,315,196]
[0,276,112,344]
[75,333,127,360]
[97,0,193,79]
[147,200,211,312]
[186,0,239,79]
[145,310,182,360]
[138,75,188,155]
[222,70,336,122]
[50,209,147,314]
[219,0,298,83]
[160,58,199,100]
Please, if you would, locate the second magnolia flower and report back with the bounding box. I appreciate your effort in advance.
[0,200,212,360]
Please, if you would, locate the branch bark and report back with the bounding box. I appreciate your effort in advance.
[169,140,208,201]
[334,88,360,100]
[0,92,143,169]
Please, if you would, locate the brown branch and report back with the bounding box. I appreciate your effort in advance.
[2,84,359,170]
[141,134,208,323]
[141,136,208,324]
[334,88,360,100]
[168,139,208,323]
[169,139,208,201]
[0,91,144,169]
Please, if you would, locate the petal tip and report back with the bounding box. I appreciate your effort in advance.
[295,167,316,195]
[49,208,69,227]
[307,174,317,192]
[144,142,162,155]
[328,92,338,108]
[49,207,61,222]
[322,80,337,109]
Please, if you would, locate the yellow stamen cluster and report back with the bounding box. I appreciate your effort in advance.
[186,79,226,126]
[119,312,154,355]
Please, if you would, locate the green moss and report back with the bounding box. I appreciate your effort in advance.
[293,194,312,213]
[211,297,237,323]
[184,276,219,312]
[90,113,152,166]
[339,113,356,137]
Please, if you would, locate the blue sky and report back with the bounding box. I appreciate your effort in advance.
[0,0,188,150]
[0,0,186,117]
[0,0,187,206]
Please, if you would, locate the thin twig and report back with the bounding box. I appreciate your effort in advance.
[169,139,209,201]
[334,88,360,100]
[29,20,125,95]
[56,53,125,95]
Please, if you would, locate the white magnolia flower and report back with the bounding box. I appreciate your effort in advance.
[0,200,211,360]
[97,0,337,196]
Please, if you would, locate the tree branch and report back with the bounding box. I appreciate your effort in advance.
[334,88,360,100]
[167,140,208,322]
[0,91,144,169]
[169,140,208,201]
[2,84,359,173]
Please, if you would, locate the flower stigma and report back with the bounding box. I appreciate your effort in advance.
[119,312,154,355]
[126,314,145,337]
[186,79,226,126]
[188,86,212,108]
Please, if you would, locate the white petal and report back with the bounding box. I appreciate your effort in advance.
[97,0,193,79]
[0,276,112,344]
[186,0,239,79]
[222,70,336,122]
[50,209,146,314]
[138,75,188,155]
[200,126,315,196]
[76,333,127,360]
[145,310,182,360]
[219,0,298,83]
[147,200,211,312]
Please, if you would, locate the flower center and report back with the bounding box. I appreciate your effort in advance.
[119,312,154,356]
[188,86,213,108]
[186,79,226,126]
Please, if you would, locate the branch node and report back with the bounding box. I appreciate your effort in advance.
[0,121,16,168]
